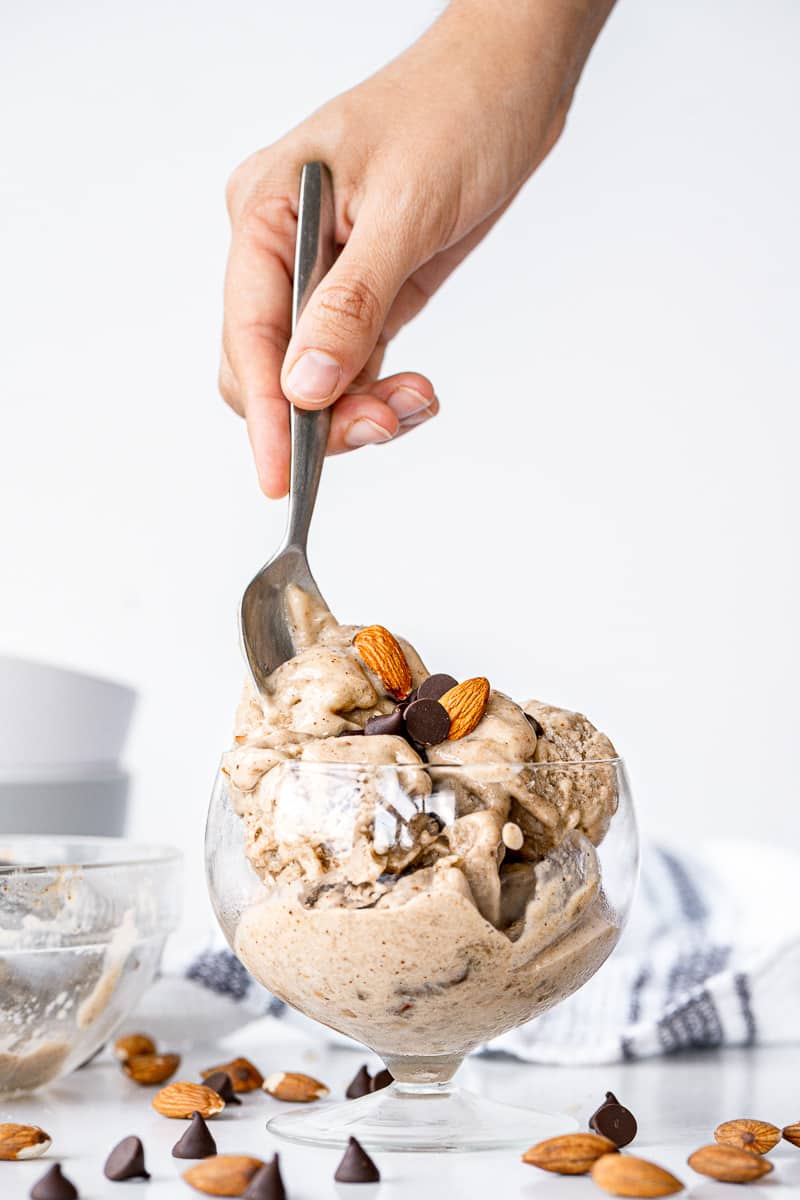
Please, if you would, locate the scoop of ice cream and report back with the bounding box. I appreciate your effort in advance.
[512,700,619,853]
[224,585,617,930]
[225,587,623,1065]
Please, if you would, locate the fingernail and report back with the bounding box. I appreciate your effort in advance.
[386,386,433,422]
[285,349,341,403]
[399,406,434,428]
[344,418,394,448]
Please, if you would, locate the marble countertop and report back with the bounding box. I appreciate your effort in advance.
[3,1020,799,1199]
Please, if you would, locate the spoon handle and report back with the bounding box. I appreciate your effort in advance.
[285,162,337,548]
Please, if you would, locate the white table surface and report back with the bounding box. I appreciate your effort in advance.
[3,1025,799,1200]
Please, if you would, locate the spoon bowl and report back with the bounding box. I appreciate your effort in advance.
[240,543,326,693]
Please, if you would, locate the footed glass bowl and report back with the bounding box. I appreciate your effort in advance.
[206,758,637,1151]
[0,836,182,1097]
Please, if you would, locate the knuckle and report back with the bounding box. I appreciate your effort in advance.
[225,157,257,219]
[225,148,291,230]
[550,106,569,148]
[236,192,296,259]
[225,173,241,218]
[218,366,241,414]
[220,387,238,415]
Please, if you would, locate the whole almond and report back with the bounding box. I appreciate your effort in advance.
[202,1057,263,1094]
[353,626,412,700]
[783,1122,800,1147]
[0,1124,52,1161]
[439,677,490,740]
[591,1152,684,1197]
[522,1132,618,1174]
[263,1071,329,1102]
[714,1117,781,1154]
[689,1143,773,1183]
[183,1154,264,1196]
[113,1032,156,1062]
[123,1052,181,1085]
[152,1081,225,1119]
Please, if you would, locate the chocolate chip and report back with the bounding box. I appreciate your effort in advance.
[334,1137,380,1183]
[243,1155,286,1200]
[171,1111,217,1159]
[404,698,450,746]
[417,673,458,701]
[371,1067,393,1092]
[203,1070,241,1105]
[345,1064,373,1099]
[337,727,364,737]
[365,709,405,737]
[589,1091,637,1148]
[30,1164,79,1200]
[524,712,545,738]
[103,1135,150,1182]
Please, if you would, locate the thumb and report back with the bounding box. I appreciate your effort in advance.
[280,208,414,409]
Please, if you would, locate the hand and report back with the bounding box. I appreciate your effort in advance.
[221,0,615,497]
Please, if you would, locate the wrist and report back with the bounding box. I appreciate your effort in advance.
[443,0,614,101]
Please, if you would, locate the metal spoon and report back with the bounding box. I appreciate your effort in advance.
[239,161,336,696]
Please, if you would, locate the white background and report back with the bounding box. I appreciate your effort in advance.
[2,0,798,926]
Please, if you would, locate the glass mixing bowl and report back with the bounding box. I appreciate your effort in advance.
[206,758,637,1152]
[0,836,182,1097]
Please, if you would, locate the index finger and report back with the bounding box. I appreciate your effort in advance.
[223,198,294,498]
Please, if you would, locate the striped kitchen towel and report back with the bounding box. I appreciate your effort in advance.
[182,838,800,1064]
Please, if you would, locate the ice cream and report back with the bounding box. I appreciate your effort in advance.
[224,586,621,1079]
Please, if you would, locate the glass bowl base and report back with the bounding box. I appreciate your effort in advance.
[267,1081,577,1153]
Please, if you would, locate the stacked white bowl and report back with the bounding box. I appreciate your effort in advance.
[0,657,135,836]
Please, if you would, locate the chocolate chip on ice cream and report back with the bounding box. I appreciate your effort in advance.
[403,697,450,745]
[365,708,405,737]
[417,673,458,701]
[524,712,544,738]
[334,1137,380,1183]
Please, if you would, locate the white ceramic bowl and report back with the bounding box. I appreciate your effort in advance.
[0,769,129,836]
[0,656,136,770]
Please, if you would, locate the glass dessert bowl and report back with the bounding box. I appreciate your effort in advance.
[0,836,182,1097]
[206,756,637,1152]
